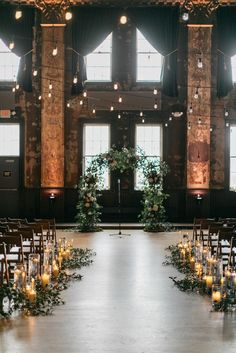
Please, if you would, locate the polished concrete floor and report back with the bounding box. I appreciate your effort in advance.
[1,229,236,353]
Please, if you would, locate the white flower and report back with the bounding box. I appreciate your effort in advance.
[152,205,159,211]
[85,203,90,208]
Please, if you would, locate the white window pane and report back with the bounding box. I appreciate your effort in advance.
[232,55,236,83]
[0,39,20,81]
[136,29,162,82]
[0,124,20,156]
[230,171,236,190]
[135,125,162,189]
[83,124,110,189]
[86,33,112,82]
[230,158,236,173]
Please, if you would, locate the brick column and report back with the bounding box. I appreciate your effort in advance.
[40,24,65,187]
[187,24,213,189]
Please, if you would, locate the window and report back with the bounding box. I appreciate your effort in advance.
[230,126,236,190]
[232,55,236,83]
[86,33,112,82]
[135,124,162,189]
[136,29,162,82]
[0,39,20,82]
[0,124,20,156]
[83,124,110,189]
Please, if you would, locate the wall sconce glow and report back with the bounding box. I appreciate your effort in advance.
[65,11,72,21]
[195,193,203,201]
[49,192,56,200]
[120,15,127,25]
[15,10,22,20]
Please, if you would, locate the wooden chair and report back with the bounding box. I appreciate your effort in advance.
[34,219,57,243]
[5,228,35,257]
[0,235,25,277]
[0,243,9,285]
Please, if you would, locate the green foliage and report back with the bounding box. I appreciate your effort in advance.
[0,248,95,318]
[75,146,169,232]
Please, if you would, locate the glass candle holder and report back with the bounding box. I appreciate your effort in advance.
[14,264,26,290]
[212,284,222,310]
[28,254,40,280]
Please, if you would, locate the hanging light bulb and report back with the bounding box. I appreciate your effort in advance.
[9,41,14,50]
[67,102,70,108]
[12,87,16,93]
[120,15,127,25]
[110,104,114,111]
[165,123,168,127]
[140,111,143,117]
[73,75,78,84]
[49,82,52,90]
[182,12,189,21]
[169,115,172,121]
[142,118,145,123]
[226,122,230,127]
[153,88,158,95]
[188,122,191,130]
[16,83,19,90]
[198,117,202,125]
[52,46,58,56]
[194,87,199,99]
[118,96,123,103]
[118,113,121,119]
[210,126,213,132]
[33,70,38,77]
[224,108,229,117]
[113,82,118,90]
[80,100,83,106]
[15,9,22,20]
[83,91,87,98]
[92,108,96,114]
[48,92,52,98]
[38,95,42,100]
[197,57,203,69]
[154,100,158,110]
[65,11,73,21]
[189,103,193,114]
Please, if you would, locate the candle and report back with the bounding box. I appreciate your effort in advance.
[205,275,213,288]
[41,273,50,288]
[58,255,63,269]
[25,284,31,296]
[28,289,36,302]
[190,257,195,271]
[220,277,225,286]
[31,278,35,290]
[52,262,59,277]
[212,290,221,303]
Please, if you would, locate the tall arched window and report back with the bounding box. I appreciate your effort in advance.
[0,39,20,82]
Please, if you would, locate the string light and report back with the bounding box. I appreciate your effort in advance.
[189,103,193,114]
[198,117,202,125]
[140,111,143,117]
[9,41,14,50]
[153,88,158,95]
[73,75,78,84]
[165,123,168,127]
[80,100,83,106]
[169,116,172,121]
[188,122,191,130]
[182,12,189,21]
[120,15,127,25]
[83,91,87,98]
[118,113,121,119]
[142,118,145,123]
[49,82,52,90]
[65,11,73,21]
[194,87,199,99]
[118,96,123,103]
[33,70,38,77]
[110,103,114,111]
[224,108,229,117]
[12,87,16,93]
[15,9,22,20]
[210,127,213,132]
[52,46,58,56]
[67,102,70,108]
[16,83,19,90]
[226,122,230,127]
[92,108,96,114]
[113,82,118,90]
[197,57,203,69]
[38,95,42,100]
[48,92,52,98]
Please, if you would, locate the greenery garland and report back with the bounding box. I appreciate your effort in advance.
[75,146,169,232]
[0,248,95,318]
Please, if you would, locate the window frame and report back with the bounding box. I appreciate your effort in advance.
[135,123,163,190]
[136,28,163,83]
[85,32,113,83]
[82,122,111,190]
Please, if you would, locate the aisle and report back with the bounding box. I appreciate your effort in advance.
[1,230,236,353]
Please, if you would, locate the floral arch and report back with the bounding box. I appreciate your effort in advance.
[75,146,169,232]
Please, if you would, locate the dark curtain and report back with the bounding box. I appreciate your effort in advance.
[71,7,119,94]
[0,5,35,92]
[127,6,179,97]
[217,7,236,98]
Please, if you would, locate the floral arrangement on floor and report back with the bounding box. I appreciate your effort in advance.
[75,146,169,232]
[163,236,236,312]
[0,248,95,318]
